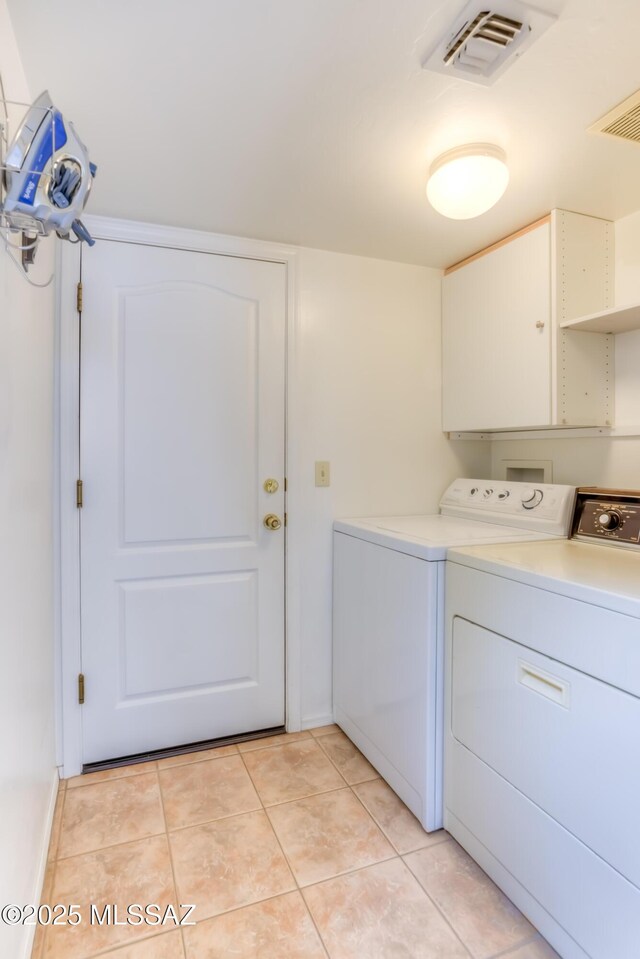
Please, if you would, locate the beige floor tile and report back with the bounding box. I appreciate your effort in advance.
[353,779,448,855]
[48,787,66,862]
[43,835,176,959]
[31,860,56,959]
[170,810,295,921]
[303,858,469,959]
[501,936,561,959]
[97,930,185,958]
[157,744,238,769]
[317,732,379,785]
[39,858,56,902]
[267,788,394,886]
[66,759,157,789]
[405,840,535,959]
[242,740,344,806]
[183,891,327,958]
[58,773,165,859]
[160,755,261,830]
[308,724,340,738]
[237,731,311,752]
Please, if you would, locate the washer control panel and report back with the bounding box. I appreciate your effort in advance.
[463,484,549,509]
[573,488,640,548]
[439,479,576,536]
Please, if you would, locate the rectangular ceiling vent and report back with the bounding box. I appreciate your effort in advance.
[589,90,640,145]
[422,0,557,86]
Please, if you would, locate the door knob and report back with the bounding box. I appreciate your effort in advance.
[263,513,282,531]
[263,478,279,494]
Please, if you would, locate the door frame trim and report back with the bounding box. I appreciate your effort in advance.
[56,215,301,777]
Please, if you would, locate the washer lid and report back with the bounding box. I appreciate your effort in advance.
[334,514,557,561]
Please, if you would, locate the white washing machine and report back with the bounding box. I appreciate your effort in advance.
[332,477,575,832]
[445,487,640,959]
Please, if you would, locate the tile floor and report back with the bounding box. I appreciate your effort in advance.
[33,726,560,959]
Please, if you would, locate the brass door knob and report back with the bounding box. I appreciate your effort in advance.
[263,478,279,494]
[263,513,282,531]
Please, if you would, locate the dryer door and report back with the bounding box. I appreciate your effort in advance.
[451,615,640,887]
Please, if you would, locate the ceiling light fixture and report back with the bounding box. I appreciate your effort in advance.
[426,144,509,219]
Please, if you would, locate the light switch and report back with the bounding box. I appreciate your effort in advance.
[315,461,330,487]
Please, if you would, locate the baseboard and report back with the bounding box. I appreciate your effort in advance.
[300,712,335,731]
[21,769,60,959]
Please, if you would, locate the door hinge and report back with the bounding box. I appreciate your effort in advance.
[76,479,83,508]
[284,512,288,527]
[78,673,85,705]
[284,477,288,492]
[76,281,83,313]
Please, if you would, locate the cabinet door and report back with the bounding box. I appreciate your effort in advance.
[442,222,552,431]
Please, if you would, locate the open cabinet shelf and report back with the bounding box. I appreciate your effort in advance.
[560,302,640,334]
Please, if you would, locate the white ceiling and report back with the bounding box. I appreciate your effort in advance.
[7,0,640,267]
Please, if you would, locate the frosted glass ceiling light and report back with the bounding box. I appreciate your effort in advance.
[426,144,509,219]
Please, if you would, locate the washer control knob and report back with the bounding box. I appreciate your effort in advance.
[597,510,621,530]
[469,487,479,496]
[483,488,494,499]
[521,488,544,510]
[497,490,510,500]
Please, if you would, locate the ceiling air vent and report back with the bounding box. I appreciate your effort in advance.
[422,0,557,86]
[589,90,640,145]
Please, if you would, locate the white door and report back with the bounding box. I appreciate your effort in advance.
[79,240,286,764]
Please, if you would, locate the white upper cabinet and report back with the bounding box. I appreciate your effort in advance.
[442,210,614,432]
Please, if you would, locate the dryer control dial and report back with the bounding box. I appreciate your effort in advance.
[597,510,621,530]
[521,488,544,510]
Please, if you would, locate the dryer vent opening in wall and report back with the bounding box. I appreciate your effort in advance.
[499,459,553,484]
[589,89,640,145]
[422,0,557,86]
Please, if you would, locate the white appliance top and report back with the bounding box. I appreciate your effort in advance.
[448,539,640,618]
[334,478,576,561]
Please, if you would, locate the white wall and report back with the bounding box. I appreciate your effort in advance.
[0,5,58,957]
[490,209,640,486]
[294,247,490,726]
